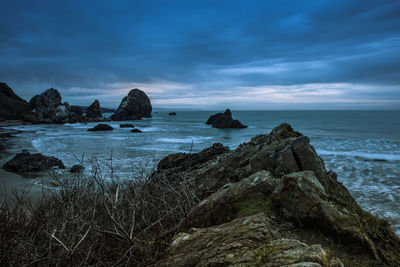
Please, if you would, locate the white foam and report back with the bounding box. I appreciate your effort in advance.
[317,149,400,162]
[156,136,212,143]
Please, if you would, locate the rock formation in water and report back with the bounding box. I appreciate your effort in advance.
[87,124,113,131]
[86,100,102,118]
[70,164,84,173]
[130,128,142,133]
[120,124,135,128]
[206,109,247,128]
[0,82,30,120]
[169,112,176,115]
[110,89,152,121]
[150,123,400,266]
[2,151,65,173]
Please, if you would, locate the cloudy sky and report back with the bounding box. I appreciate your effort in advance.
[1,0,400,109]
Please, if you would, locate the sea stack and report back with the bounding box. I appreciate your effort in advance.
[86,100,102,118]
[111,89,152,121]
[0,82,30,120]
[205,109,247,128]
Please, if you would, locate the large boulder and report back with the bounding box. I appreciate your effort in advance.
[0,82,30,120]
[110,88,152,121]
[29,88,62,120]
[86,100,102,118]
[2,151,65,173]
[205,109,247,128]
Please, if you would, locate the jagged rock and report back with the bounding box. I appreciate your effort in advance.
[88,124,113,131]
[169,112,176,115]
[52,103,70,122]
[179,171,277,231]
[2,151,65,173]
[29,88,62,120]
[130,128,142,133]
[0,82,30,120]
[86,100,102,118]
[205,109,247,128]
[152,123,400,265]
[69,106,83,116]
[70,164,84,173]
[120,124,135,128]
[272,171,382,261]
[159,213,340,266]
[111,88,152,121]
[154,123,331,200]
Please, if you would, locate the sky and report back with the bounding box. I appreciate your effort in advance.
[1,0,400,110]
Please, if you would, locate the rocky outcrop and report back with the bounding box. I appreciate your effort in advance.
[88,124,113,131]
[29,88,62,120]
[130,128,142,133]
[0,82,30,120]
[161,213,341,266]
[169,112,176,115]
[86,100,102,118]
[2,151,65,173]
[206,109,247,128]
[153,123,400,266]
[110,89,152,121]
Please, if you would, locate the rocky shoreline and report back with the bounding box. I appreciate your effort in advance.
[149,123,400,266]
[0,123,399,266]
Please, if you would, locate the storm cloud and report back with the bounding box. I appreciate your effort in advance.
[1,0,399,109]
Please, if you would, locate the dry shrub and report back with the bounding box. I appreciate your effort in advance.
[0,157,199,266]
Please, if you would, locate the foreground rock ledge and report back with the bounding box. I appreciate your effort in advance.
[153,122,400,266]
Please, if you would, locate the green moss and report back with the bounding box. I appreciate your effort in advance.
[246,245,282,266]
[236,197,273,218]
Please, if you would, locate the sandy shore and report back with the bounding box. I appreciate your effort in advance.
[0,126,47,204]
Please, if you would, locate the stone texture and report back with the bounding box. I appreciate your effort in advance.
[159,213,340,267]
[110,88,152,121]
[179,171,277,231]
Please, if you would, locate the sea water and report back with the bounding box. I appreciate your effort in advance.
[4,110,400,234]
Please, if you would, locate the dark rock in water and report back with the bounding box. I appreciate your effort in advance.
[120,123,135,128]
[130,128,142,133]
[205,109,247,129]
[88,124,113,131]
[0,82,30,120]
[169,112,177,115]
[29,88,62,120]
[70,164,84,173]
[2,151,65,173]
[86,100,102,118]
[110,88,152,121]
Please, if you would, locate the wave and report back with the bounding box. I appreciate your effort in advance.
[316,149,400,162]
[156,136,212,143]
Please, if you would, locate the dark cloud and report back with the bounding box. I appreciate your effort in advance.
[0,0,399,108]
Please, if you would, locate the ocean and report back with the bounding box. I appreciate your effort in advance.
[2,110,400,234]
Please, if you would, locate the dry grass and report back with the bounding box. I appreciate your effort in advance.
[0,157,199,266]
